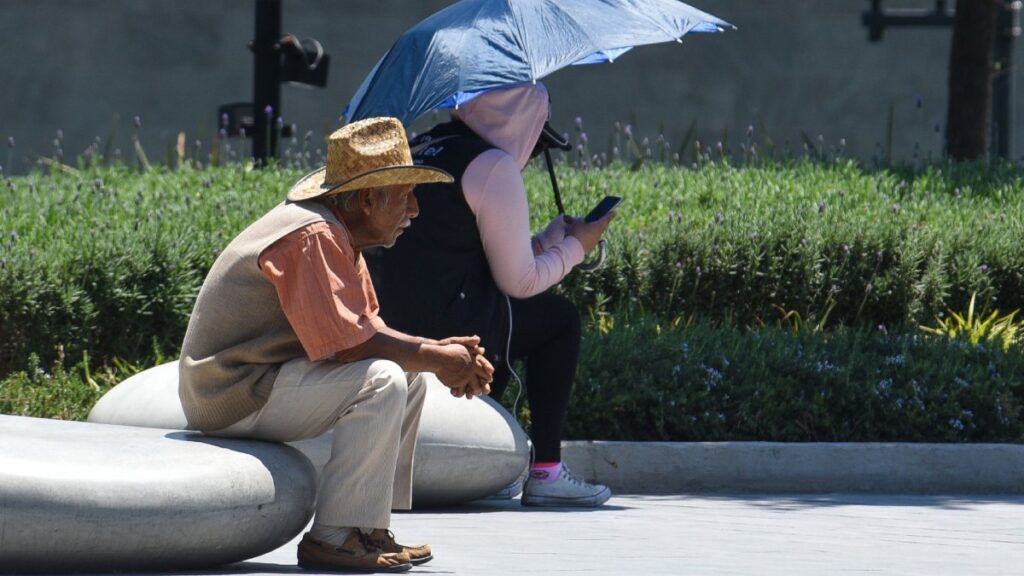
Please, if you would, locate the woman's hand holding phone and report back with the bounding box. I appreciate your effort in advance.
[565,195,620,253]
[567,211,614,252]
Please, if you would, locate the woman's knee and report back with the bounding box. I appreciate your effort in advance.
[550,294,581,340]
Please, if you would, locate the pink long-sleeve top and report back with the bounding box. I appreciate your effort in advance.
[453,83,585,298]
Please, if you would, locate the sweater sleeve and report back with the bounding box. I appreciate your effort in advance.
[462,149,585,298]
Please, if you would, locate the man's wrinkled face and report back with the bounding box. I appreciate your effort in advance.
[369,184,418,248]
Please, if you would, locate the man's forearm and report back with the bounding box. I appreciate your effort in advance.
[333,327,444,373]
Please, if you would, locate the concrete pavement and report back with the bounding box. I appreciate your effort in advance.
[52,493,1024,576]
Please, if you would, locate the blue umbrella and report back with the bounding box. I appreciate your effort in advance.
[344,0,732,124]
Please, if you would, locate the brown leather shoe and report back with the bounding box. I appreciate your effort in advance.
[297,531,412,573]
[366,529,434,566]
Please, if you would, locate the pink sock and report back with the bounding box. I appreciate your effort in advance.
[529,461,562,483]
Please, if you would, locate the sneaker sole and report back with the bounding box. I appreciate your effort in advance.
[520,487,612,507]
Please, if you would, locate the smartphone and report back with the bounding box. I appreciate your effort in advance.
[584,195,623,223]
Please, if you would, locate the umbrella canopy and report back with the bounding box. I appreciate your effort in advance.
[344,0,732,125]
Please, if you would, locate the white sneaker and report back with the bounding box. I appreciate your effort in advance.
[521,465,611,507]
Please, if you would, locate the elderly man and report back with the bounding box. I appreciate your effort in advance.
[179,117,493,573]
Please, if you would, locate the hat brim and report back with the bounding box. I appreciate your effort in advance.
[287,164,454,202]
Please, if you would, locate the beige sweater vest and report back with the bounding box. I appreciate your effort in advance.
[179,199,339,431]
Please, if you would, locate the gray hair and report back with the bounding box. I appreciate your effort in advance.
[326,187,391,212]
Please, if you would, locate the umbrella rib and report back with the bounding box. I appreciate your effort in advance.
[626,0,695,42]
[448,0,501,106]
[504,0,536,82]
[539,0,606,67]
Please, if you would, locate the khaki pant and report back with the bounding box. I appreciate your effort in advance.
[212,357,427,529]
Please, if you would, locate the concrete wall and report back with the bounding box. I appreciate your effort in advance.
[1,0,1020,173]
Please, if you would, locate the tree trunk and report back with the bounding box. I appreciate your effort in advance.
[946,0,997,160]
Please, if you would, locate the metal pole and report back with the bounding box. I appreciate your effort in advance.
[993,1,1020,159]
[253,0,282,165]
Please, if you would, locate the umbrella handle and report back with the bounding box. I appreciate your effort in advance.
[543,148,566,216]
[542,148,606,272]
[577,239,607,273]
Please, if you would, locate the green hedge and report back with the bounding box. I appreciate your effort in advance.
[5,317,1023,442]
[4,160,1024,377]
[3,160,1024,442]
[0,166,290,375]
[559,316,1024,442]
[529,160,1024,330]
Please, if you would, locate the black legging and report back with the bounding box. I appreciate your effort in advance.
[489,292,581,463]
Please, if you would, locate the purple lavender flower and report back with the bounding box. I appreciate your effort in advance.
[221,113,229,127]
[133,116,142,129]
[980,264,990,273]
[219,128,227,138]
[264,105,273,116]
[276,116,284,128]
[239,127,247,138]
[580,132,588,144]
[575,116,583,129]
[624,124,633,138]
[842,244,850,254]
[892,203,901,212]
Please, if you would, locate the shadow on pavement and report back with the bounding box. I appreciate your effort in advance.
[401,498,633,514]
[628,493,1024,511]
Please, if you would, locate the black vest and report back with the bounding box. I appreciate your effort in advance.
[365,121,509,363]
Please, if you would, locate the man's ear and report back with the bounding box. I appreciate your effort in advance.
[357,188,376,215]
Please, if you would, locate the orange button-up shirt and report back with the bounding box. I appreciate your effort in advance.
[257,209,386,362]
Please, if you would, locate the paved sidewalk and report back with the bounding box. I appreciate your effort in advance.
[109,494,1024,576]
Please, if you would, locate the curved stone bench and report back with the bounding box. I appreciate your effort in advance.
[0,415,316,573]
[89,360,530,507]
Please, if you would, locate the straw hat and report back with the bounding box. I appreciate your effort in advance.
[287,117,453,202]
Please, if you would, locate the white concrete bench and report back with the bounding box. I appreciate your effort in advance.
[89,361,530,507]
[0,415,316,572]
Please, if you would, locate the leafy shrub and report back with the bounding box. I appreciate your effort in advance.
[563,315,1024,442]
[0,351,127,421]
[919,292,1021,352]
[0,165,297,375]
[528,159,1024,331]
[3,158,1024,435]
